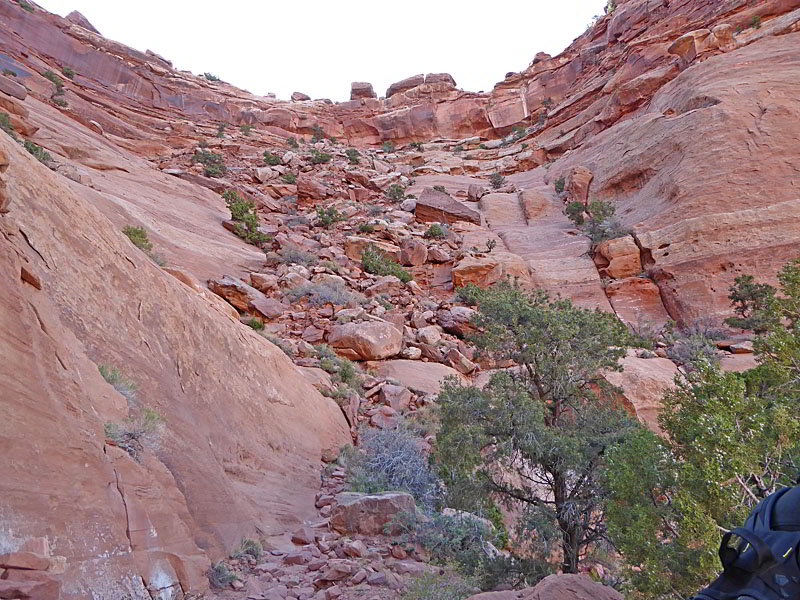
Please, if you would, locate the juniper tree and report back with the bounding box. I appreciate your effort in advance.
[435,281,640,573]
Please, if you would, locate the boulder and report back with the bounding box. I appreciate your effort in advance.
[452,252,531,288]
[208,275,287,319]
[344,236,401,261]
[328,321,402,360]
[467,184,486,202]
[437,306,477,337]
[415,188,481,225]
[350,82,377,100]
[330,492,416,534]
[291,91,311,101]
[386,74,425,98]
[0,75,27,101]
[425,72,457,87]
[297,174,329,200]
[365,359,467,395]
[65,10,101,34]
[566,166,593,202]
[594,235,641,279]
[366,275,403,297]
[379,384,412,412]
[524,573,623,600]
[400,237,428,266]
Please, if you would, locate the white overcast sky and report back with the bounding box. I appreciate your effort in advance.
[35,0,608,101]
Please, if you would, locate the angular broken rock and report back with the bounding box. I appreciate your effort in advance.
[415,188,481,225]
[379,384,412,412]
[594,235,641,279]
[386,74,425,98]
[291,91,311,101]
[330,492,416,535]
[451,252,531,288]
[208,275,287,319]
[297,174,329,200]
[327,321,402,360]
[350,82,377,100]
[400,237,428,266]
[343,236,401,261]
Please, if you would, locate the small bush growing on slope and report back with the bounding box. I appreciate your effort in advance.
[382,140,396,153]
[263,151,281,166]
[0,112,17,140]
[489,172,505,189]
[208,562,237,588]
[277,245,317,266]
[104,407,166,461]
[386,183,406,201]
[222,189,272,246]
[192,149,227,178]
[99,364,138,403]
[361,244,412,282]
[401,571,478,600]
[425,223,447,239]
[316,206,345,227]
[309,148,332,164]
[286,280,364,307]
[343,425,440,510]
[280,172,297,184]
[62,66,75,80]
[24,140,52,164]
[122,225,153,252]
[345,148,361,164]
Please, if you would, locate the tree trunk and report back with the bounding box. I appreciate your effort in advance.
[553,470,580,573]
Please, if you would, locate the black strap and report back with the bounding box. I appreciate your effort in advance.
[720,528,775,572]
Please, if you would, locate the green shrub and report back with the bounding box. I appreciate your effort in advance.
[362,244,412,282]
[358,223,375,233]
[724,274,777,333]
[309,148,332,164]
[401,571,477,600]
[433,185,447,193]
[222,189,272,246]
[287,136,299,148]
[43,70,64,93]
[554,176,565,194]
[239,124,253,136]
[24,140,52,164]
[0,112,17,139]
[263,151,281,166]
[203,73,220,82]
[280,172,297,184]
[19,0,34,11]
[409,141,424,151]
[542,97,554,107]
[344,426,439,509]
[345,148,360,164]
[425,223,447,239]
[98,364,138,403]
[583,200,629,243]
[386,183,406,201]
[122,225,153,252]
[452,145,465,153]
[2,69,16,76]
[489,172,505,189]
[51,94,68,107]
[208,562,237,588]
[752,15,762,28]
[565,200,586,226]
[216,123,226,138]
[192,149,227,178]
[382,140,396,153]
[232,538,262,560]
[247,318,265,331]
[316,206,345,227]
[277,245,317,266]
[104,407,166,461]
[316,344,364,393]
[286,281,364,307]
[485,239,497,253]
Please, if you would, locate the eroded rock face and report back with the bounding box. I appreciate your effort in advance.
[0,135,349,597]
